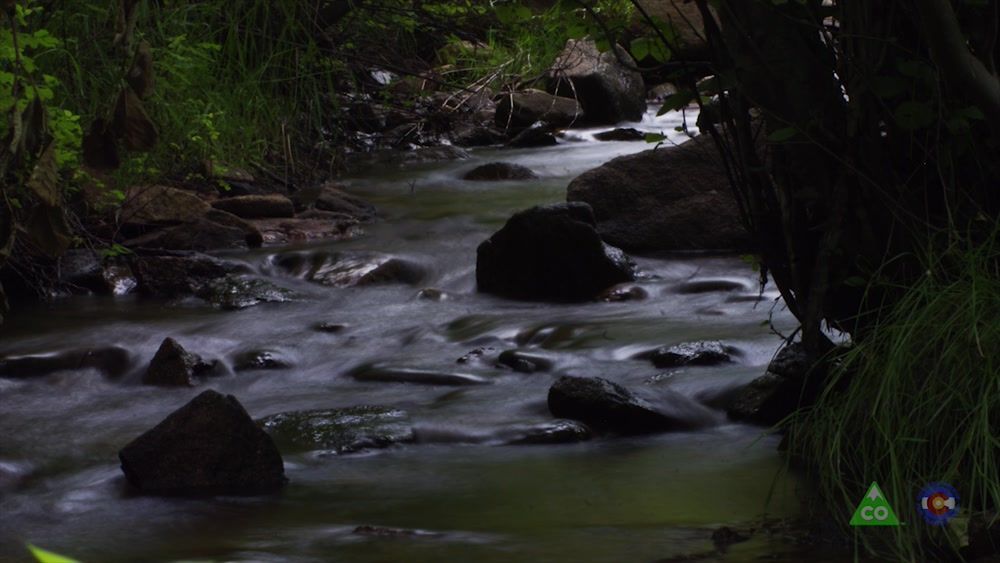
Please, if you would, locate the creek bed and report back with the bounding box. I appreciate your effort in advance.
[0,108,815,562]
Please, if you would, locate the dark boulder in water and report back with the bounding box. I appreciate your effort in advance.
[119,390,286,495]
[476,202,637,302]
[142,337,216,387]
[726,342,821,425]
[547,375,714,434]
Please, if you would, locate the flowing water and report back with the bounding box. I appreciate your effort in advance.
[0,110,815,562]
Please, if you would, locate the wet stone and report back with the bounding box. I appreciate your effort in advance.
[456,347,497,365]
[349,364,491,386]
[675,279,748,294]
[232,350,294,371]
[142,337,217,387]
[258,405,414,454]
[314,322,348,333]
[0,346,133,380]
[502,419,593,445]
[646,340,734,368]
[497,349,555,373]
[196,277,299,310]
[119,389,286,495]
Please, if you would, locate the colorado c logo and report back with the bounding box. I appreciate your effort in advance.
[918,482,960,526]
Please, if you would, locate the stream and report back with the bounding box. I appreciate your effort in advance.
[1,109,815,563]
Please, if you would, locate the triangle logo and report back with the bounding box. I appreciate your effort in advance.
[850,481,901,526]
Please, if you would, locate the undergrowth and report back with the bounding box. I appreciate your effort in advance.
[788,232,1000,561]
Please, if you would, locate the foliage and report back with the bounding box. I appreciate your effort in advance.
[788,234,1000,560]
[26,544,79,563]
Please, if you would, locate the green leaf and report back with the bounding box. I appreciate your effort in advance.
[644,133,667,143]
[26,544,80,563]
[657,89,696,114]
[767,127,799,142]
[894,101,935,130]
[843,276,868,288]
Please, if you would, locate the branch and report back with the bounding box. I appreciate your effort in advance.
[917,0,1000,131]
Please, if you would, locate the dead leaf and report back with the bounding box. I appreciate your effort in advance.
[127,40,155,100]
[25,140,60,206]
[25,203,73,258]
[112,88,158,152]
[82,118,121,172]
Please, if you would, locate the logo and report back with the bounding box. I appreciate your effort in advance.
[850,481,901,526]
[918,482,960,526]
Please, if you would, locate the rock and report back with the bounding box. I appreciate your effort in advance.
[594,128,646,141]
[128,251,247,297]
[416,288,448,301]
[463,162,539,181]
[251,214,359,245]
[204,209,264,248]
[547,375,713,434]
[502,419,593,445]
[646,341,734,368]
[211,195,295,219]
[314,186,377,222]
[349,364,491,386]
[142,337,216,387]
[599,283,649,302]
[196,277,298,309]
[0,346,132,380]
[146,217,249,251]
[456,347,498,365]
[506,126,559,148]
[119,389,286,495]
[494,89,583,130]
[630,1,712,60]
[711,526,750,550]
[232,350,294,371]
[476,202,637,302]
[449,122,506,147]
[726,343,822,426]
[58,250,137,295]
[548,39,646,124]
[496,349,556,373]
[271,250,425,287]
[204,160,254,183]
[566,133,750,252]
[258,405,414,454]
[313,322,347,333]
[676,278,748,294]
[121,185,211,226]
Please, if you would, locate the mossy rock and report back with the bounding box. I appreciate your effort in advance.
[258,405,414,454]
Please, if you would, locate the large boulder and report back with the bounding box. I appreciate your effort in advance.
[548,39,646,124]
[494,89,583,130]
[547,375,714,434]
[211,195,295,219]
[119,390,286,495]
[566,133,749,251]
[726,343,823,426]
[314,186,377,222]
[476,202,637,302]
[128,250,247,297]
[120,185,210,226]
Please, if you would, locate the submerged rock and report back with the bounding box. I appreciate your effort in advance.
[547,375,713,434]
[258,405,413,454]
[314,186,377,222]
[502,419,592,445]
[476,202,637,302]
[119,389,286,495]
[0,346,132,380]
[128,251,248,297]
[142,337,216,387]
[349,364,490,386]
[594,128,645,142]
[463,162,539,181]
[496,349,556,373]
[232,349,294,371]
[271,250,425,288]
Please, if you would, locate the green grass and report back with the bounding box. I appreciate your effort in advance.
[787,234,1000,561]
